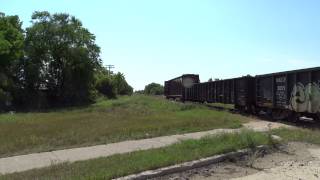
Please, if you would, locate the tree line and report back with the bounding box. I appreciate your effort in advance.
[0,11,132,111]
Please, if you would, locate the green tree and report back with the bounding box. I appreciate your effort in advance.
[24,11,102,106]
[0,13,24,110]
[112,72,133,95]
[144,83,164,95]
[95,77,116,99]
[94,66,133,98]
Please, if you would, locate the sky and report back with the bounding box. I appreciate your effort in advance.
[1,0,320,90]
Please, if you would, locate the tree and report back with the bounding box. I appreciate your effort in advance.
[23,11,102,106]
[94,66,133,98]
[144,83,164,95]
[0,13,24,110]
[112,72,133,95]
[95,77,116,99]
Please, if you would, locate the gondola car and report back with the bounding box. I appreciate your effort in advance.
[184,76,254,111]
[165,67,320,121]
[255,67,320,121]
[164,74,199,101]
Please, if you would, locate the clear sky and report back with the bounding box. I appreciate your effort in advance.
[1,0,319,90]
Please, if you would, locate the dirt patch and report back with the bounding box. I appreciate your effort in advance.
[242,119,294,131]
[153,142,320,180]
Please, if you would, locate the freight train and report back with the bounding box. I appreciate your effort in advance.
[164,67,320,121]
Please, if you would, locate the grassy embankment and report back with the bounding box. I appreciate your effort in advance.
[1,131,273,180]
[0,95,250,158]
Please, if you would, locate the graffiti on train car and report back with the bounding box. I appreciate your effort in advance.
[290,82,320,113]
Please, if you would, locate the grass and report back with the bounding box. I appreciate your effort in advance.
[1,130,274,180]
[272,128,320,145]
[0,95,250,158]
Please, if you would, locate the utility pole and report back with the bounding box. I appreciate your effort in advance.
[105,65,115,76]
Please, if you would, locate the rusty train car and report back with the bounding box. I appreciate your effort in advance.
[164,67,320,121]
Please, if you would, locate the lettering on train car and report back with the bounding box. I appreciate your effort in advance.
[275,76,287,106]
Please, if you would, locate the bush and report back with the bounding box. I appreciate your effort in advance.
[144,83,164,95]
[112,72,133,96]
[95,77,116,99]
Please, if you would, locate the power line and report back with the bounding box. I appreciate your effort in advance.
[105,65,115,75]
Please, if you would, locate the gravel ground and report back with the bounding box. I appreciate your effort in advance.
[154,142,320,180]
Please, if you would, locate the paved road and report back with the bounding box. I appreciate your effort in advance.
[0,120,291,174]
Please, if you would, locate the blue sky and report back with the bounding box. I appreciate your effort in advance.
[2,0,320,90]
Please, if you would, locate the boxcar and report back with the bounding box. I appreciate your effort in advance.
[164,74,199,101]
[255,67,320,120]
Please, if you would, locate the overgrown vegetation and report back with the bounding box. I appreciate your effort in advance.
[0,95,250,158]
[0,11,132,111]
[1,131,272,180]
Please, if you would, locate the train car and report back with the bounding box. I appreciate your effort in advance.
[185,82,199,102]
[199,82,209,102]
[211,77,254,111]
[216,79,235,104]
[164,74,199,101]
[185,81,213,102]
[234,76,255,112]
[165,66,320,121]
[255,67,320,120]
[185,76,254,110]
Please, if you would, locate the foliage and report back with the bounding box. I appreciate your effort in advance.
[95,77,116,99]
[94,67,132,98]
[134,90,144,94]
[0,11,133,110]
[144,82,164,95]
[21,11,102,107]
[0,13,24,111]
[111,72,133,95]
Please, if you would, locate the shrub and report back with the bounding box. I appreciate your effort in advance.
[95,77,116,99]
[144,83,164,95]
